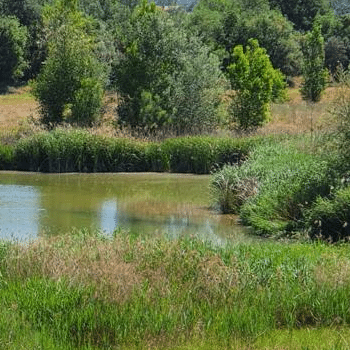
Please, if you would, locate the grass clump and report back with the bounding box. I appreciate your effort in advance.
[2,231,350,348]
[160,136,258,174]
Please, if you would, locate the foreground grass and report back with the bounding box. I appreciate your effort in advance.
[2,230,350,349]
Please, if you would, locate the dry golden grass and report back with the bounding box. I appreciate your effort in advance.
[0,80,345,142]
[5,234,143,303]
[258,85,339,135]
[315,255,350,288]
[3,233,238,304]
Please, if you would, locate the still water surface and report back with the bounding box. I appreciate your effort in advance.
[0,172,247,243]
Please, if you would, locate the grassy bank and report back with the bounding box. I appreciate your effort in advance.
[2,230,350,349]
[0,129,266,174]
[210,132,348,239]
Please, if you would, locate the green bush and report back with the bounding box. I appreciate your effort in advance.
[306,186,350,241]
[113,0,228,134]
[211,136,335,235]
[0,15,28,84]
[32,0,105,126]
[227,39,286,131]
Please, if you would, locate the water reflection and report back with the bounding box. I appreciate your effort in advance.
[0,172,246,242]
[0,185,41,240]
[100,200,119,233]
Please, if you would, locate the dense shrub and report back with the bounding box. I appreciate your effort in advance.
[113,0,228,134]
[32,0,105,126]
[227,39,286,131]
[0,15,28,84]
[306,186,350,241]
[219,9,303,77]
[211,137,334,235]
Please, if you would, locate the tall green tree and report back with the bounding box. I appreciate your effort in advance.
[0,15,28,84]
[300,23,328,102]
[33,0,105,126]
[219,9,303,76]
[269,0,331,32]
[227,39,286,130]
[113,0,228,133]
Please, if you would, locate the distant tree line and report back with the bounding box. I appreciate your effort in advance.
[1,0,349,131]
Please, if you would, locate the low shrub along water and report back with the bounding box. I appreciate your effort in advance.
[306,185,350,241]
[211,135,336,236]
[2,231,350,348]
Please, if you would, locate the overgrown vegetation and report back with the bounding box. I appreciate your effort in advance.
[2,230,350,349]
[0,130,262,173]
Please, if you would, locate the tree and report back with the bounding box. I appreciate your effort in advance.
[219,9,303,77]
[32,0,105,126]
[227,39,286,130]
[300,23,328,102]
[268,0,331,32]
[113,0,228,133]
[0,15,28,84]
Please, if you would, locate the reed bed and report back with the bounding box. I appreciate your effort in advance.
[0,130,268,173]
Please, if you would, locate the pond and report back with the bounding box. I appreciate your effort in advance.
[0,172,248,244]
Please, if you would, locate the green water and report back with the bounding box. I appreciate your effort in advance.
[0,172,247,243]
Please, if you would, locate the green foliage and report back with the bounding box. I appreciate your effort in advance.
[211,163,258,213]
[0,0,43,27]
[0,143,14,169]
[12,130,261,173]
[159,136,256,173]
[306,186,350,241]
[325,36,349,74]
[301,23,328,102]
[0,15,28,84]
[14,129,148,172]
[3,232,350,347]
[227,39,286,130]
[219,9,303,77]
[211,136,335,236]
[269,0,331,31]
[113,0,228,134]
[32,0,105,126]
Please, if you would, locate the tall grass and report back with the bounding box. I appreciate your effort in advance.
[211,134,336,236]
[2,231,350,348]
[0,130,268,173]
